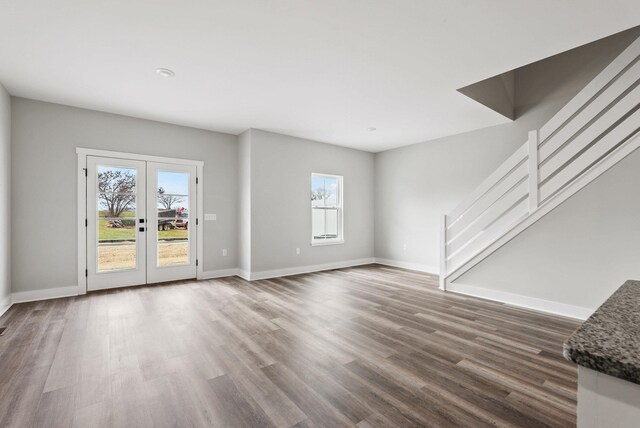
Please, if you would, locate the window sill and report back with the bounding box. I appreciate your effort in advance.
[311,239,344,247]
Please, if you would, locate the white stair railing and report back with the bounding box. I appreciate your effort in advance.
[440,35,640,290]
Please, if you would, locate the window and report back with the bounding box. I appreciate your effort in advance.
[311,173,343,245]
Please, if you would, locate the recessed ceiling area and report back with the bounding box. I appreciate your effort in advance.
[458,71,516,121]
[1,1,639,152]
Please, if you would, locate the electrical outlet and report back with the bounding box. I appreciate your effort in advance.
[205,214,217,221]
[296,247,301,255]
[222,249,227,257]
[403,243,407,252]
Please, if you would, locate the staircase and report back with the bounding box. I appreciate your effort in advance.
[440,36,640,290]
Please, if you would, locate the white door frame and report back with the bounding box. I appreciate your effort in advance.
[77,148,204,295]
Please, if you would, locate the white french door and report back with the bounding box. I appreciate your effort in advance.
[146,162,197,284]
[87,157,147,290]
[86,156,197,291]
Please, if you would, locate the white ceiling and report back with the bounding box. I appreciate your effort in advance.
[1,1,639,152]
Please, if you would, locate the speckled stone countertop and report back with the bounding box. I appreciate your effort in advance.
[563,280,640,385]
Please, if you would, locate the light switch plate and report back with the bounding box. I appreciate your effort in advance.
[205,214,216,221]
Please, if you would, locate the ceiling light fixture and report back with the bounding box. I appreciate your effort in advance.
[156,68,175,78]
[367,127,377,132]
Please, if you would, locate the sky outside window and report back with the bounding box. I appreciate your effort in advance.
[312,175,338,207]
[158,171,189,210]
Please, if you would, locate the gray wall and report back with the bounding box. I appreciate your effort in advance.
[11,98,238,293]
[374,28,640,273]
[0,85,10,307]
[458,147,640,310]
[375,124,521,272]
[8,29,640,305]
[246,129,375,274]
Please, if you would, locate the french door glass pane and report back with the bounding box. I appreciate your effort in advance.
[157,170,190,266]
[96,165,138,272]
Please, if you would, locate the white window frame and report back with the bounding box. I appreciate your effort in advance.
[310,173,344,246]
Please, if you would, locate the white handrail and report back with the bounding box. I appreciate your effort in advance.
[540,37,640,143]
[527,130,539,212]
[447,143,527,225]
[447,161,528,240]
[440,35,640,289]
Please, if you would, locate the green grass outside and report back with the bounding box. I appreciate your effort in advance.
[98,220,136,240]
[158,228,188,240]
[98,217,188,241]
[99,210,136,218]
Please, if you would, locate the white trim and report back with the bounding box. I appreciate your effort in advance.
[247,258,375,281]
[447,282,593,320]
[237,269,251,281]
[310,239,344,247]
[8,261,395,304]
[76,148,204,167]
[196,163,204,280]
[527,129,539,211]
[0,294,11,318]
[199,268,239,279]
[374,258,440,275]
[12,286,79,304]
[77,153,87,295]
[439,215,447,290]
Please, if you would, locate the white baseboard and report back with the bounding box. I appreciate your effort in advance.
[4,259,428,305]
[247,258,376,281]
[11,286,79,304]
[374,258,439,275]
[0,294,11,318]
[447,282,593,320]
[199,268,239,280]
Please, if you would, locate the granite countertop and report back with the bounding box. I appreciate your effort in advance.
[563,280,640,385]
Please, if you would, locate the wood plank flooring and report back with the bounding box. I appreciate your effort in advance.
[0,265,580,427]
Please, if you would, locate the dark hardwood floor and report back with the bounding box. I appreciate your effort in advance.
[0,265,580,427]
